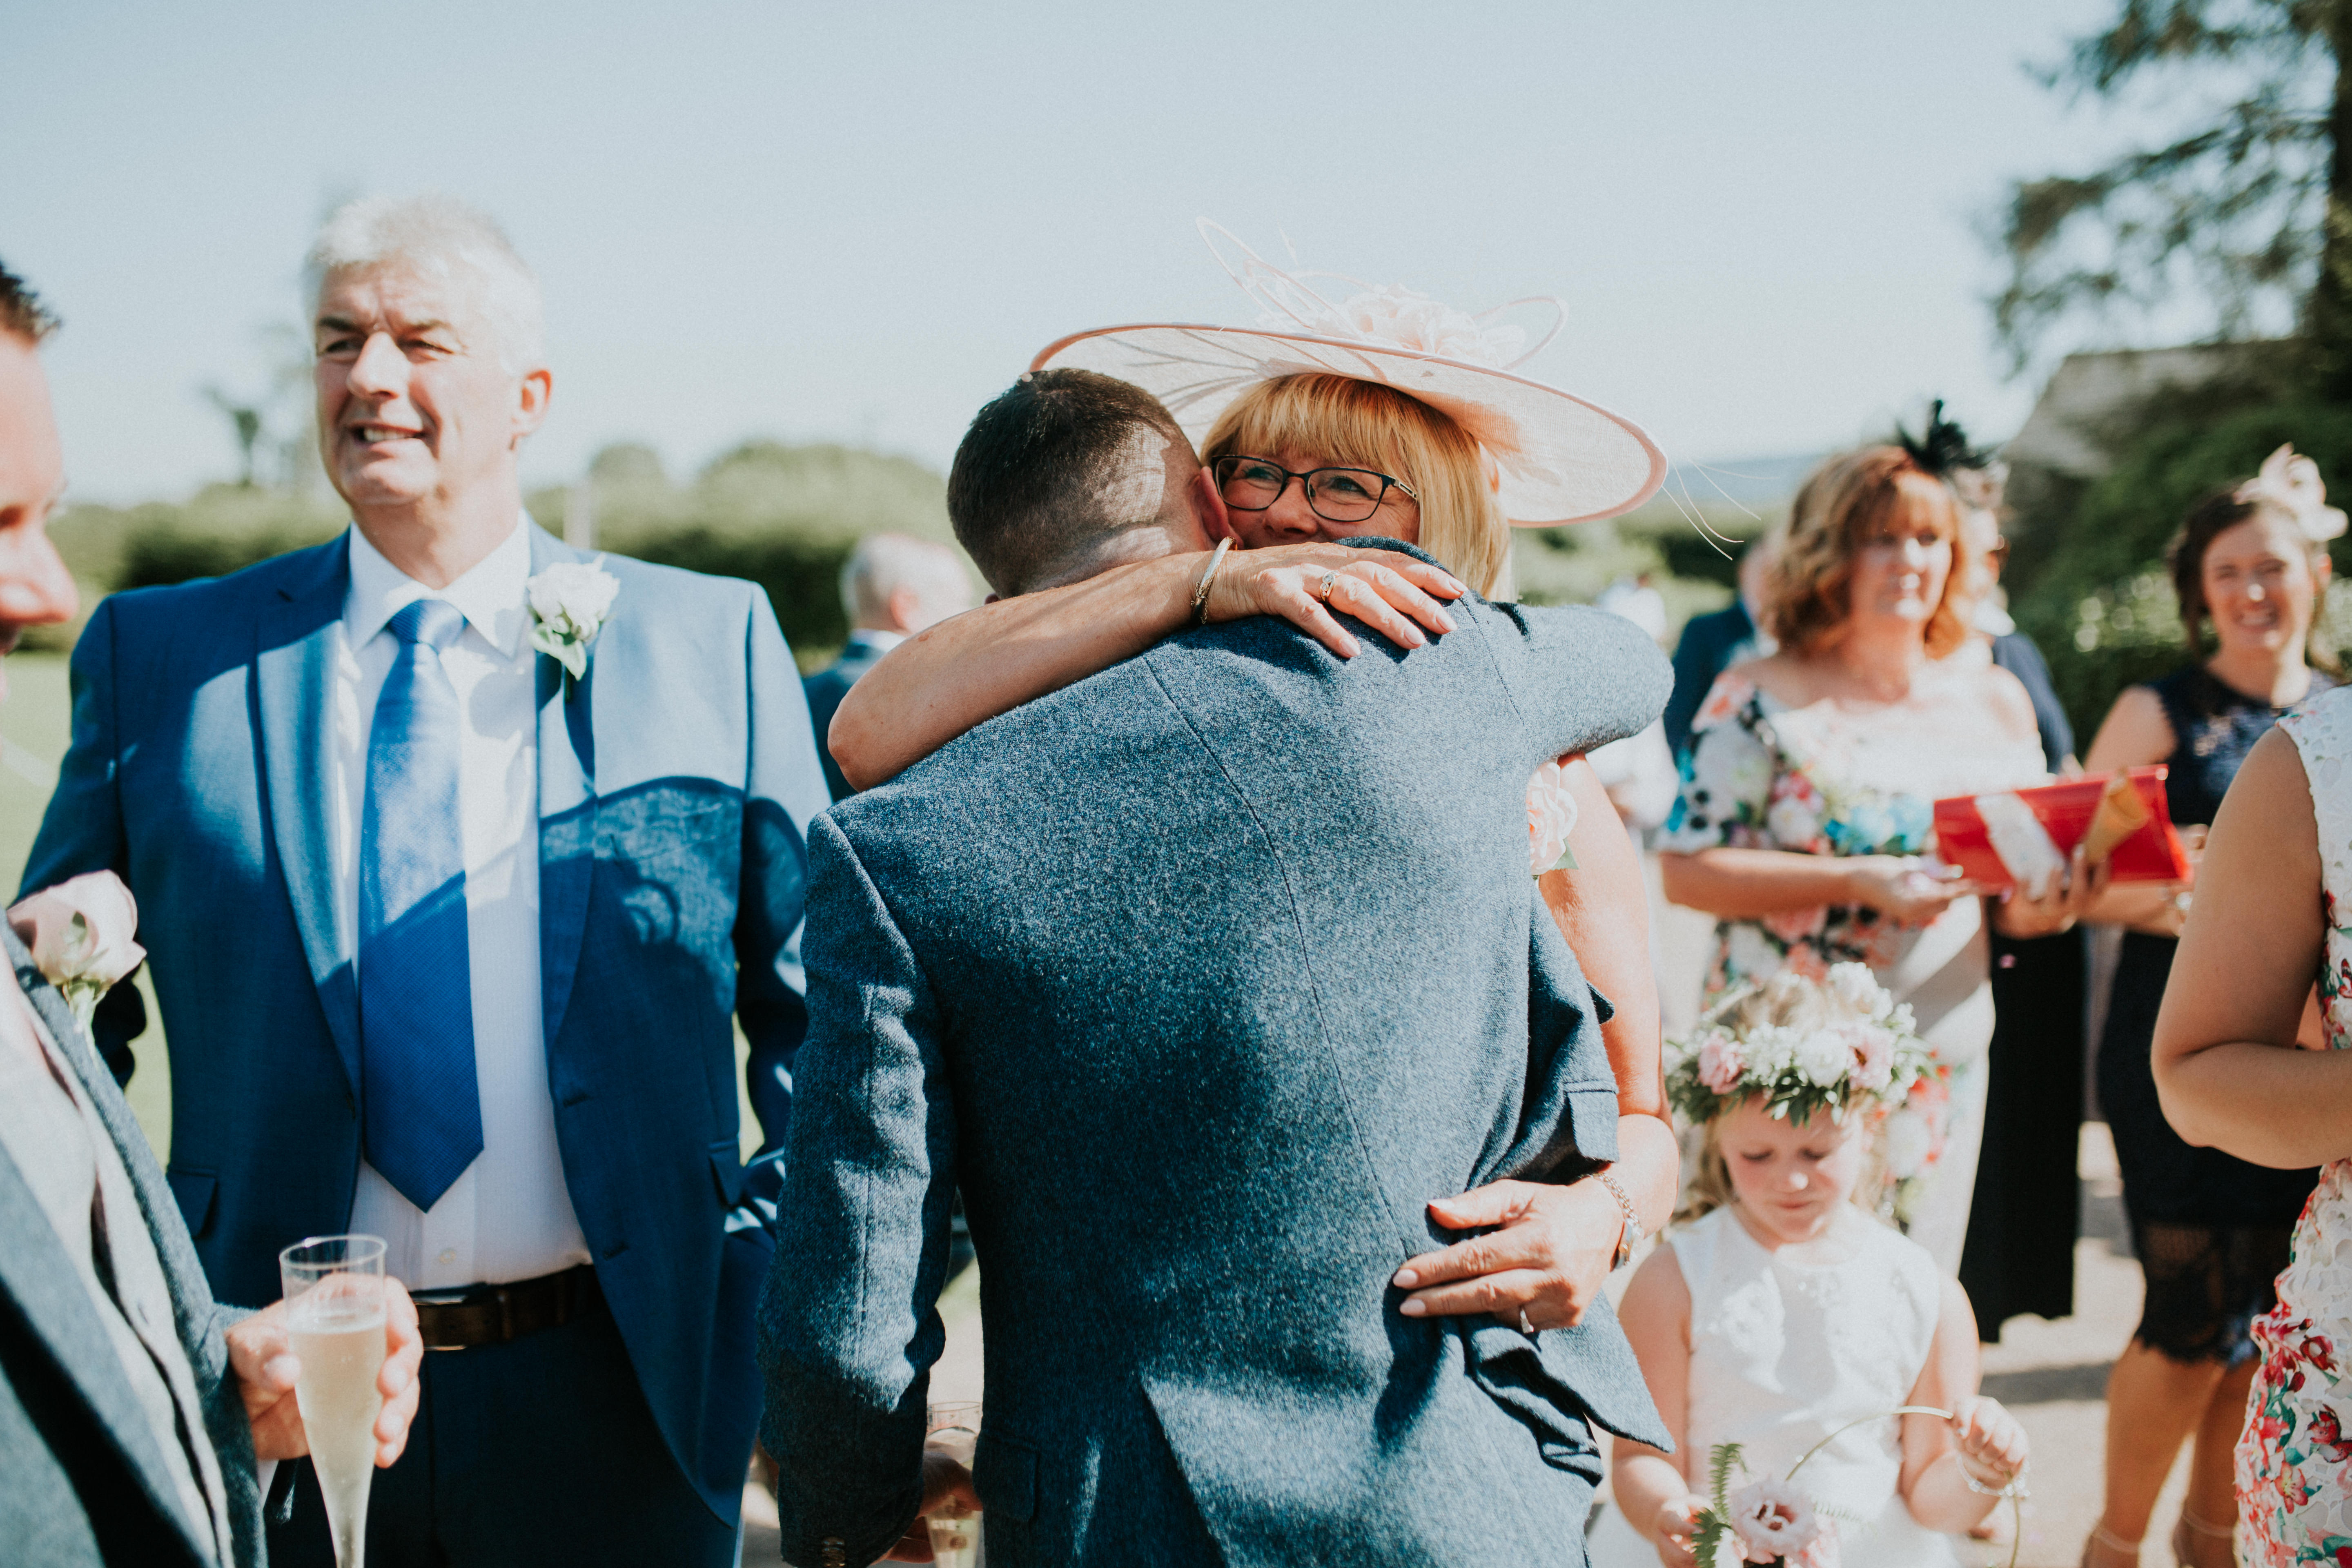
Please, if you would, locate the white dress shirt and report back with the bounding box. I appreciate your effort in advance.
[339,518,590,1289]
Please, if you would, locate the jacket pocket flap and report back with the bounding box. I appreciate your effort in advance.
[166,1166,217,1238]
[973,1432,1037,1523]
[708,1140,744,1206]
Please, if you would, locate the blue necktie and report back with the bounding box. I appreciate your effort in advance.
[359,599,483,1211]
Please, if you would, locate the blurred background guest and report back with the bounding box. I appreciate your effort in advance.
[1663,526,1779,762]
[1659,442,2092,1272]
[2075,450,2338,1568]
[802,531,975,801]
[1948,435,2093,1343]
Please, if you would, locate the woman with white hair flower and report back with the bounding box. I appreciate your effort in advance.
[2073,448,2340,1568]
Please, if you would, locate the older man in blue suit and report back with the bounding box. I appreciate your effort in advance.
[23,197,828,1567]
[760,372,1673,1566]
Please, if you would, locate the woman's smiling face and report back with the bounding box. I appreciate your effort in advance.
[1219,448,1423,550]
[2202,508,2328,661]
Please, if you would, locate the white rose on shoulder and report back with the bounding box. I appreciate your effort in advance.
[9,870,146,1037]
[526,559,621,682]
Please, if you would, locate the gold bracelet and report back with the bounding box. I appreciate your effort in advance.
[1189,537,1234,626]
[1595,1167,1643,1270]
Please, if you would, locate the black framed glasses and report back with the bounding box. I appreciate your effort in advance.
[1212,454,1419,525]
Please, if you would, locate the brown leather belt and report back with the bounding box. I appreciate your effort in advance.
[413,1264,599,1350]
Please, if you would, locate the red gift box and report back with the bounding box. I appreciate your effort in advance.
[1931,766,2191,890]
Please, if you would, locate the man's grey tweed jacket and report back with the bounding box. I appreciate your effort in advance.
[760,561,1674,1568]
[0,924,265,1566]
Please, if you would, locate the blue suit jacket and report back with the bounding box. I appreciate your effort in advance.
[20,525,831,1523]
[760,553,1675,1568]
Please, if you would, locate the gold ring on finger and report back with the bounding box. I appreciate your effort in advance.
[1318,570,1338,601]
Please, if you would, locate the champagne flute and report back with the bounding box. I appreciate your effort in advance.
[924,1401,982,1568]
[280,1234,389,1568]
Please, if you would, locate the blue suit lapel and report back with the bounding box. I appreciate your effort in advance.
[530,528,599,1050]
[256,537,362,1098]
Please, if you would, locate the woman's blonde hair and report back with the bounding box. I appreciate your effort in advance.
[1674,974,1892,1225]
[1200,374,1513,597]
[1764,445,1976,659]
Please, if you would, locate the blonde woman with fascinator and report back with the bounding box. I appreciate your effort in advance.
[1657,435,2130,1277]
[828,226,1683,1345]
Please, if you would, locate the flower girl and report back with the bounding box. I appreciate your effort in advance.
[1586,965,2031,1568]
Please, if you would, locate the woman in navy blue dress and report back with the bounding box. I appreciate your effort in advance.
[2079,454,2341,1568]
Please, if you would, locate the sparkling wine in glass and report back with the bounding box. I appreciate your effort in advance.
[280,1234,388,1568]
[925,1401,982,1568]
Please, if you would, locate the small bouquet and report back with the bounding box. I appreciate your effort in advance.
[1687,1409,2024,1568]
[1689,1443,1838,1567]
[1665,963,1949,1226]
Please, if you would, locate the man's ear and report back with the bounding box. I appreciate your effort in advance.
[512,368,554,442]
[1191,465,1235,543]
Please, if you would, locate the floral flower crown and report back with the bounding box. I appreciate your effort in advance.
[1668,964,1957,1222]
[1665,964,1931,1128]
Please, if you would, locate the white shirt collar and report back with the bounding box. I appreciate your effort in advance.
[848,627,909,654]
[345,512,535,658]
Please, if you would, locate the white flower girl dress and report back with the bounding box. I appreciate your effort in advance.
[1585,1204,1964,1567]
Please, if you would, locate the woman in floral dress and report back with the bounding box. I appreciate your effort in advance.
[2156,677,2352,1564]
[1661,444,2094,1271]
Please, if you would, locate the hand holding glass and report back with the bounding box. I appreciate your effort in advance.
[924,1402,983,1567]
[280,1235,388,1568]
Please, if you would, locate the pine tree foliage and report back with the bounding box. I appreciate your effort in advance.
[1993,1,2350,381]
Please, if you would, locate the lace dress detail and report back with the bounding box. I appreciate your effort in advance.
[2240,684,2352,1564]
[1586,1206,1962,1567]
[1660,673,2048,1271]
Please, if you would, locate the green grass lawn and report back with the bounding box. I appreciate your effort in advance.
[2,647,769,1167]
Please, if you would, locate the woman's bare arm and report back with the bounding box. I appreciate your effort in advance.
[2083,684,2198,934]
[828,543,1465,790]
[1659,846,1979,927]
[2152,726,2352,1165]
[1541,759,1676,1232]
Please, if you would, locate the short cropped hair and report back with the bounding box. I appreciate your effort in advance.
[1764,445,1974,659]
[305,193,544,373]
[947,370,1192,597]
[0,260,59,345]
[839,532,974,624]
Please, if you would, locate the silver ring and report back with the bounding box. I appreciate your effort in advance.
[1317,570,1338,601]
[1518,1306,1537,1334]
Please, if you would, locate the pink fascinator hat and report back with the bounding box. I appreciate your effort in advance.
[1030,223,1667,528]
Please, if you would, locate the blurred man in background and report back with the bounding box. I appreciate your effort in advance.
[803,532,974,800]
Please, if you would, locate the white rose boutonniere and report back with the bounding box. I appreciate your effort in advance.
[526,557,621,685]
[9,870,147,1038]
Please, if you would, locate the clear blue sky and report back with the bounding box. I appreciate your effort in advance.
[6,0,2191,503]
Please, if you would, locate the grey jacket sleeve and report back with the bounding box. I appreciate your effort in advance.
[757,813,954,1568]
[1488,602,1674,763]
